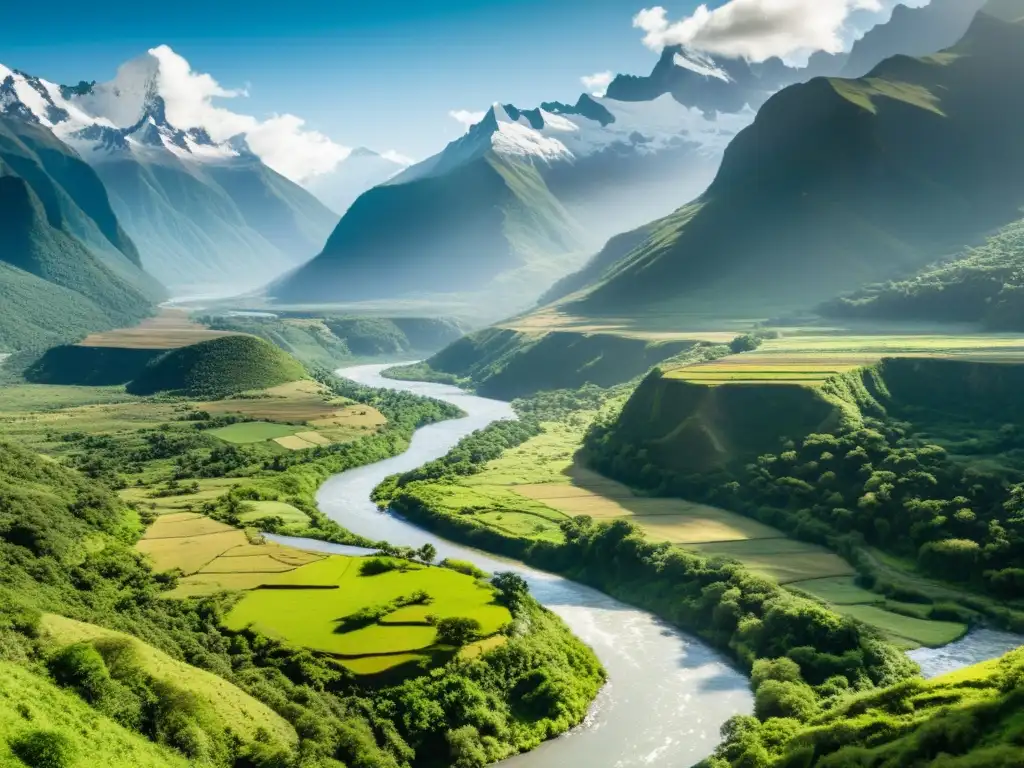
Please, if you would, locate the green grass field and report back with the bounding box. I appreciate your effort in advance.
[787,576,883,605]
[238,500,309,525]
[834,604,966,648]
[225,557,512,670]
[208,421,302,444]
[0,661,191,768]
[41,615,296,745]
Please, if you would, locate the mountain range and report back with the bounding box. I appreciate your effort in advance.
[546,2,1024,321]
[1,53,338,295]
[271,0,988,318]
[0,115,158,351]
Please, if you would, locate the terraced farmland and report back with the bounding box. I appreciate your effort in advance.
[665,332,1024,386]
[77,309,238,349]
[199,379,386,449]
[136,514,511,676]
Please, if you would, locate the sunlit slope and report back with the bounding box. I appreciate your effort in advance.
[271,154,583,307]
[566,6,1024,319]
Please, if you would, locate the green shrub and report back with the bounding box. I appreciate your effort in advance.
[434,617,482,647]
[47,643,110,703]
[440,558,487,579]
[359,557,400,576]
[10,729,76,768]
[754,680,820,722]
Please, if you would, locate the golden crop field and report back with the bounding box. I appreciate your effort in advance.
[77,309,238,349]
[197,379,386,450]
[665,332,1024,386]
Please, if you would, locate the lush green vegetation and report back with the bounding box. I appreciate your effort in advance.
[0,365,606,766]
[820,216,1024,329]
[127,337,307,398]
[585,356,1024,643]
[373,396,920,711]
[0,117,158,355]
[387,326,705,399]
[702,645,1024,768]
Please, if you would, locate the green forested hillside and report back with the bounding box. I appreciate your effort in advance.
[0,118,157,352]
[272,154,584,311]
[126,335,306,397]
[820,216,1024,328]
[704,647,1024,767]
[564,5,1024,319]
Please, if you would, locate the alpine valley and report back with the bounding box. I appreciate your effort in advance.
[0,52,339,296]
[270,0,987,318]
[8,3,1024,768]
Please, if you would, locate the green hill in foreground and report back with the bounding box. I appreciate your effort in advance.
[704,646,1024,767]
[127,335,306,397]
[558,3,1024,320]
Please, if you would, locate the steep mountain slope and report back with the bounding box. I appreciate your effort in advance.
[271,147,587,311]
[0,55,338,295]
[305,147,409,216]
[272,73,756,313]
[562,5,1024,319]
[274,2,988,317]
[0,116,157,351]
[841,0,988,77]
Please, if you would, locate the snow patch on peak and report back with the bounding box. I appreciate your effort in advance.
[491,119,573,163]
[673,49,732,82]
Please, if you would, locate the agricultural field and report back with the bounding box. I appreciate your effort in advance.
[433,410,969,648]
[500,305,744,342]
[199,379,386,449]
[136,514,511,676]
[666,332,1024,386]
[0,389,184,453]
[208,421,302,444]
[225,557,511,668]
[77,309,238,349]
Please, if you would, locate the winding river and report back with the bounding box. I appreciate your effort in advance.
[303,364,1023,766]
[314,364,754,767]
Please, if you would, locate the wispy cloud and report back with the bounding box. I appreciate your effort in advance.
[380,149,414,165]
[581,71,614,97]
[148,45,350,182]
[633,0,889,63]
[449,109,486,130]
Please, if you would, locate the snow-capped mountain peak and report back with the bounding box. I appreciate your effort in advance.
[0,57,242,164]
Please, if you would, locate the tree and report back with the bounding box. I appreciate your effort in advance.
[418,543,437,565]
[491,572,529,613]
[434,617,481,647]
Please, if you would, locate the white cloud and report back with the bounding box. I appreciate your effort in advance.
[146,45,350,182]
[380,149,414,166]
[449,109,486,130]
[581,71,614,97]
[633,0,891,63]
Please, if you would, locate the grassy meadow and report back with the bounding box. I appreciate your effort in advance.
[133,512,512,676]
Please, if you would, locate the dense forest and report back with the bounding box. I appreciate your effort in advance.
[820,217,1024,329]
[584,363,1024,624]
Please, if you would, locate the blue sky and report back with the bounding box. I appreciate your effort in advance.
[1,0,686,159]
